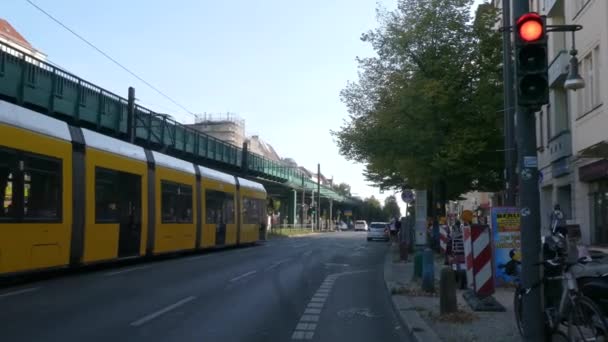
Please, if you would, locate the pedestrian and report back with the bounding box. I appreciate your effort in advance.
[390,217,398,242]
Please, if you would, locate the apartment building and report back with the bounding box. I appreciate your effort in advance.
[492,0,607,246]
[533,0,607,246]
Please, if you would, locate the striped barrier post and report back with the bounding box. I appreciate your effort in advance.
[471,224,494,297]
[439,225,448,254]
[463,225,474,289]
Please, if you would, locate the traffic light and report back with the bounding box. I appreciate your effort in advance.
[515,13,548,108]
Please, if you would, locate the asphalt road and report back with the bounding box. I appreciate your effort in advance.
[0,231,409,342]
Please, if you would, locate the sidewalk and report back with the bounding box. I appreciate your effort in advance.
[384,244,520,342]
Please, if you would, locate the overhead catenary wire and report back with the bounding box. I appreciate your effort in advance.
[25,0,196,118]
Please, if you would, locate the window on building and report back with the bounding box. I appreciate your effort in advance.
[537,109,544,149]
[0,147,61,221]
[573,0,589,17]
[205,190,234,224]
[578,45,602,117]
[161,181,193,223]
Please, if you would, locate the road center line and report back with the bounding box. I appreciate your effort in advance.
[105,265,150,276]
[0,287,40,298]
[265,258,291,271]
[229,270,257,282]
[130,296,196,327]
[293,243,310,248]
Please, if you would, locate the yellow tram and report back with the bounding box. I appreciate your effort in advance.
[0,99,267,276]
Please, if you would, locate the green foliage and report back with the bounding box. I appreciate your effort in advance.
[332,182,352,197]
[333,0,503,199]
[352,195,386,222]
[268,198,281,214]
[383,195,402,219]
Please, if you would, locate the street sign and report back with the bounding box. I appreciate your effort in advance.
[344,210,352,217]
[401,189,415,203]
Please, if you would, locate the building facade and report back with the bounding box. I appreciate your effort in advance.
[0,18,46,60]
[492,0,608,245]
[533,0,607,245]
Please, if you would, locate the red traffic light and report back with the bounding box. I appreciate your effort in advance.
[517,13,544,42]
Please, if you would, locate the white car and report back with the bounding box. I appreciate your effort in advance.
[367,222,389,241]
[354,220,368,231]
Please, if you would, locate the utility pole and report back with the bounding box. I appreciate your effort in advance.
[127,87,135,143]
[502,0,516,206]
[301,174,305,227]
[512,1,544,340]
[329,178,333,231]
[317,163,321,231]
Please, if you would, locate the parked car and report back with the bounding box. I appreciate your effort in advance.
[354,220,368,231]
[367,222,389,241]
[339,221,349,230]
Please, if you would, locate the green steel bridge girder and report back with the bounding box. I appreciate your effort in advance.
[0,40,350,202]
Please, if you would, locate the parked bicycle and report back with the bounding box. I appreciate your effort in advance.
[513,213,608,341]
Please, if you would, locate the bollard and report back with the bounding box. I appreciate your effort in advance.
[413,251,423,280]
[422,248,435,293]
[440,267,457,314]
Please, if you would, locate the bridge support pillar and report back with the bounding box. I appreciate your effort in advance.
[287,190,297,226]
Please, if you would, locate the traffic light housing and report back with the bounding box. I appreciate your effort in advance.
[515,13,548,108]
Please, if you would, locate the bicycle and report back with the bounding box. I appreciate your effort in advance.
[514,225,608,341]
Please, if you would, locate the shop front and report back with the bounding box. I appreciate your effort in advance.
[579,159,608,245]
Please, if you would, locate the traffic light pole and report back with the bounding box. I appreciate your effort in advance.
[512,1,544,341]
[501,0,516,206]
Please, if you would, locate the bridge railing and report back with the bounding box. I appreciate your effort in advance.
[0,40,350,201]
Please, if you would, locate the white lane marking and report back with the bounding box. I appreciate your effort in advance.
[324,263,349,267]
[130,296,196,327]
[229,270,257,282]
[293,243,310,248]
[296,323,317,331]
[0,287,40,298]
[265,258,291,271]
[301,315,319,322]
[291,268,372,340]
[105,266,150,276]
[304,308,321,314]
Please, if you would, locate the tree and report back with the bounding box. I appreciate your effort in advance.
[267,198,281,214]
[332,182,352,197]
[383,195,401,219]
[333,0,503,200]
[355,196,385,221]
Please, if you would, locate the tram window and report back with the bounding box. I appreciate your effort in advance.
[161,181,193,223]
[205,190,234,224]
[0,148,18,219]
[243,198,265,224]
[0,147,61,221]
[223,195,235,224]
[23,155,61,219]
[95,168,119,222]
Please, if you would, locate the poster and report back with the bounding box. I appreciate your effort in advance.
[491,207,521,286]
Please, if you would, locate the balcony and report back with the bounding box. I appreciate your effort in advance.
[549,50,569,88]
[542,0,564,17]
[548,130,572,163]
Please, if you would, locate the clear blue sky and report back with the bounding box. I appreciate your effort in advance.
[4,0,484,208]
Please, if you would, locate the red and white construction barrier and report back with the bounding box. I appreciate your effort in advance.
[439,225,449,254]
[470,224,495,297]
[463,225,474,289]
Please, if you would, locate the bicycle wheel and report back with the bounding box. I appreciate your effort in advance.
[514,286,524,336]
[568,295,608,341]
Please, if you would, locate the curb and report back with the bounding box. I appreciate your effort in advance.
[383,245,442,342]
